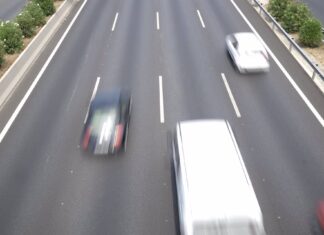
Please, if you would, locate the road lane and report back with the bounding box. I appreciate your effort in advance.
[160,0,238,125]
[88,0,176,233]
[0,0,323,234]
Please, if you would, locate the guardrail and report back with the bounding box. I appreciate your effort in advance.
[248,0,324,82]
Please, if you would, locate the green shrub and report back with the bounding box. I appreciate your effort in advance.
[25,1,46,26]
[0,41,5,67]
[267,0,291,22]
[282,2,311,33]
[16,11,35,38]
[299,18,323,47]
[0,21,23,54]
[32,0,55,16]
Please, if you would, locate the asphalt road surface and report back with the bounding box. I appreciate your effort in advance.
[0,0,323,234]
[0,0,27,20]
[301,0,324,26]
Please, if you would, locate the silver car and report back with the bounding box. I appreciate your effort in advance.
[226,32,270,73]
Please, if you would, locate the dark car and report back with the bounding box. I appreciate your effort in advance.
[81,89,131,155]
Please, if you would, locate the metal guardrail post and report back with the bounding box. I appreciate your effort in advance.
[272,21,275,30]
[312,70,317,80]
[289,39,294,51]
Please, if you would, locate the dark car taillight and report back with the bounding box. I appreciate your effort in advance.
[113,124,124,149]
[82,127,91,150]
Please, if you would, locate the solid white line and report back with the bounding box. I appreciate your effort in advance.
[221,73,241,118]
[111,12,119,31]
[159,75,165,123]
[0,0,88,144]
[196,10,206,28]
[84,76,100,123]
[156,11,160,30]
[231,0,323,127]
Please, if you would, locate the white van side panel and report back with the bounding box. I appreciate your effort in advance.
[174,119,265,235]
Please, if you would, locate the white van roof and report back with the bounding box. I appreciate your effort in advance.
[177,119,263,224]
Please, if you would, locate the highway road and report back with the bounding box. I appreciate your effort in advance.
[0,0,323,234]
[0,0,27,20]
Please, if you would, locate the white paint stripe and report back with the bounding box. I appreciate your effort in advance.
[231,0,324,127]
[156,11,160,30]
[84,76,100,123]
[159,75,165,123]
[197,10,206,28]
[111,12,119,31]
[0,0,88,144]
[0,1,68,84]
[221,73,241,118]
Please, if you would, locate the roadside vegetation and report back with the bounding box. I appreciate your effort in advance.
[299,18,323,48]
[267,0,323,48]
[0,0,60,72]
[0,21,23,54]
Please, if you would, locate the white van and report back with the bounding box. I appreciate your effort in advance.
[172,119,266,235]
